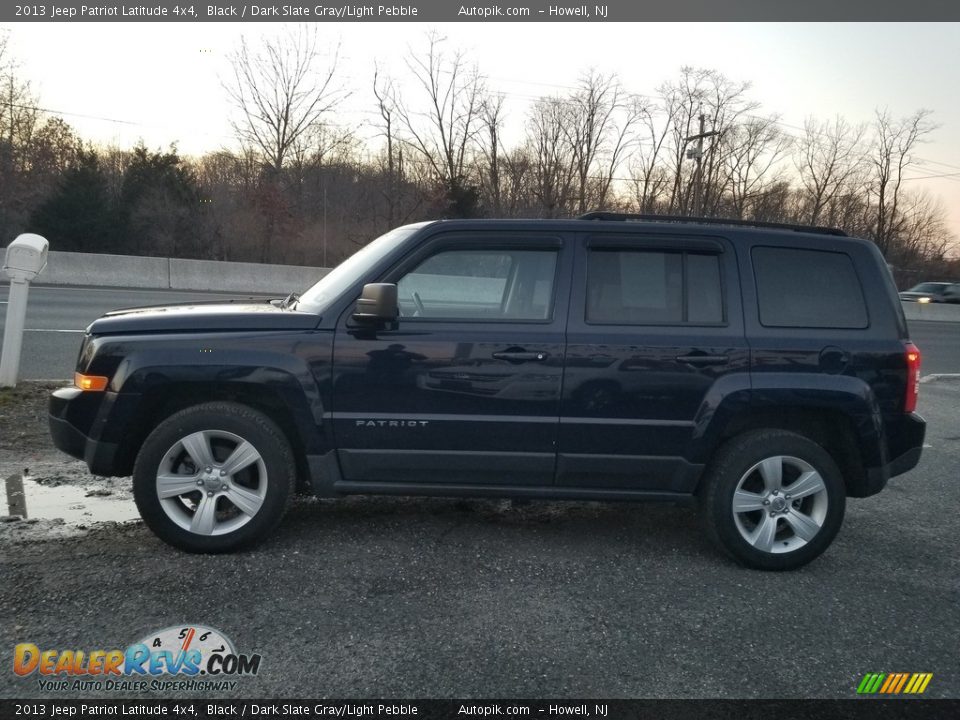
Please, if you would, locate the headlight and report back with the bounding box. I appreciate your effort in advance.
[917,297,931,304]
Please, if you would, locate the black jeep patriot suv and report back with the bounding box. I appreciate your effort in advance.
[49,213,925,570]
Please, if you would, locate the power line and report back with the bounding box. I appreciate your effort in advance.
[0,98,239,145]
[901,171,960,181]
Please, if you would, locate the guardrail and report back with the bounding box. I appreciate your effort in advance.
[3,249,330,295]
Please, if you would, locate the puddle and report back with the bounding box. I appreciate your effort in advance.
[3,473,140,525]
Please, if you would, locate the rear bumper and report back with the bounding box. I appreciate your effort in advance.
[48,387,121,476]
[862,413,926,496]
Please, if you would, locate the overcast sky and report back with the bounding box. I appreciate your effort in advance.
[4,22,960,244]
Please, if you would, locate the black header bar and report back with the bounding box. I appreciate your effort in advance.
[3,0,960,22]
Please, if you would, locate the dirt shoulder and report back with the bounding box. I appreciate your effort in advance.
[0,381,136,542]
[0,381,62,457]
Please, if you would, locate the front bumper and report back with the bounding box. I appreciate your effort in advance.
[48,387,121,476]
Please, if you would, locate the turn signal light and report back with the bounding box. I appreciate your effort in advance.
[74,373,109,392]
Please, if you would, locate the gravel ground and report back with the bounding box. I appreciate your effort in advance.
[1,382,135,542]
[0,381,957,700]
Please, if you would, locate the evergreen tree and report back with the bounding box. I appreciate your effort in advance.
[30,149,114,252]
[116,144,199,256]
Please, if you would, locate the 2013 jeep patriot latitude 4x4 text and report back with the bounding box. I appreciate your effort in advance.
[48,213,926,570]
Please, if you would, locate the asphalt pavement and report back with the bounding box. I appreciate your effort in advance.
[2,284,960,380]
[1,284,957,699]
[1,379,957,699]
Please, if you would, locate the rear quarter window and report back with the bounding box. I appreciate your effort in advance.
[752,246,868,329]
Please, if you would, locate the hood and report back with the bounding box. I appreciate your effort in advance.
[88,301,319,335]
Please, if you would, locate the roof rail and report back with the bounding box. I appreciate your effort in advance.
[577,211,848,237]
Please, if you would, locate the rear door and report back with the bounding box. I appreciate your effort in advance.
[557,232,748,492]
[331,230,571,487]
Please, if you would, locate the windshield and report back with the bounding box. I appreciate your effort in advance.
[296,223,429,314]
[908,282,949,293]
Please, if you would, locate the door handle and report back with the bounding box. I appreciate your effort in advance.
[492,350,549,363]
[675,353,729,366]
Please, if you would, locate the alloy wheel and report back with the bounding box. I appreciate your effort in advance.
[731,455,829,554]
[155,429,268,536]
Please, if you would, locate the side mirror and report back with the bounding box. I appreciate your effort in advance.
[352,283,398,328]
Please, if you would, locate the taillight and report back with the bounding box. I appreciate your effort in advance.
[904,342,921,413]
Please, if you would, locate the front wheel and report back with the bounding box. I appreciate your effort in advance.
[133,402,295,553]
[699,429,846,570]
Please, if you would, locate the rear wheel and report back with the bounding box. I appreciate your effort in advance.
[133,402,295,553]
[700,429,846,570]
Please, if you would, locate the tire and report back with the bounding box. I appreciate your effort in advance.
[133,402,296,553]
[699,429,846,571]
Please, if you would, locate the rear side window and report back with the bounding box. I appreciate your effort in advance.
[586,250,723,325]
[752,247,868,328]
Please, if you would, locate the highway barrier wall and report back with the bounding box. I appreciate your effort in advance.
[901,301,960,322]
[40,251,171,289]
[4,249,330,295]
[5,248,960,321]
[167,257,327,294]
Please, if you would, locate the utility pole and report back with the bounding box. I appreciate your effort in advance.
[685,113,720,216]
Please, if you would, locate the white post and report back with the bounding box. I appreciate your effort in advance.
[0,278,30,387]
[1,234,49,388]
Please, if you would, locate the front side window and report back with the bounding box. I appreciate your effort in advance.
[397,248,557,321]
[297,223,428,314]
[586,250,723,325]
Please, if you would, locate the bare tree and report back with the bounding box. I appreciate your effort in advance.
[722,115,792,219]
[477,93,506,216]
[659,68,756,215]
[567,72,645,213]
[869,108,936,254]
[373,64,401,227]
[629,102,675,213]
[0,33,46,239]
[499,147,536,216]
[224,26,347,174]
[795,116,867,225]
[528,97,577,217]
[396,32,485,215]
[893,192,951,266]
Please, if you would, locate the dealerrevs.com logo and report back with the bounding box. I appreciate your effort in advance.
[13,625,261,693]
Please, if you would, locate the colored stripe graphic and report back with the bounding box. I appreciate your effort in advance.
[857,672,932,694]
[893,673,910,693]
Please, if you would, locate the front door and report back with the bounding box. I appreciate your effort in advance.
[331,231,571,487]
